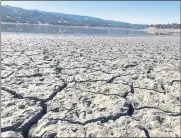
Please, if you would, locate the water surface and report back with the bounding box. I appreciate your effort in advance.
[1,23,149,36]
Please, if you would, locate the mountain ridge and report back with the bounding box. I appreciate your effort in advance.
[2,5,149,29]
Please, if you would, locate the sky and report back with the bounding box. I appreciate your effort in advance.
[2,1,180,24]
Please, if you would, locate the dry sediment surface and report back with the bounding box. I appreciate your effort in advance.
[1,33,180,137]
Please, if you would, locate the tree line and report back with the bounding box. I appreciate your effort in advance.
[150,23,180,29]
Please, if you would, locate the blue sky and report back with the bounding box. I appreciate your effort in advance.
[2,1,180,24]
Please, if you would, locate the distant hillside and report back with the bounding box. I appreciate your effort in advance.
[2,5,149,29]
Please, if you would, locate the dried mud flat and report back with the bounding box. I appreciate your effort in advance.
[1,33,180,138]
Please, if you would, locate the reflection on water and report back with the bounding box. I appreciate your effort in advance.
[1,23,148,36]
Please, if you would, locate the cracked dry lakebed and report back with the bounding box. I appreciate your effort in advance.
[1,33,181,138]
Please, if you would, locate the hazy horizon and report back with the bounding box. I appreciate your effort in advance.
[2,1,180,25]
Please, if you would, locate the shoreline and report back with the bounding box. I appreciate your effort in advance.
[1,32,150,37]
[1,31,180,37]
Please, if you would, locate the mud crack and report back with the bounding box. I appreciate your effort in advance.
[1,83,67,138]
[170,80,181,85]
[136,125,150,138]
[1,87,24,99]
[16,73,43,78]
[46,102,134,127]
[48,112,128,126]
[134,87,166,94]
[135,106,180,116]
